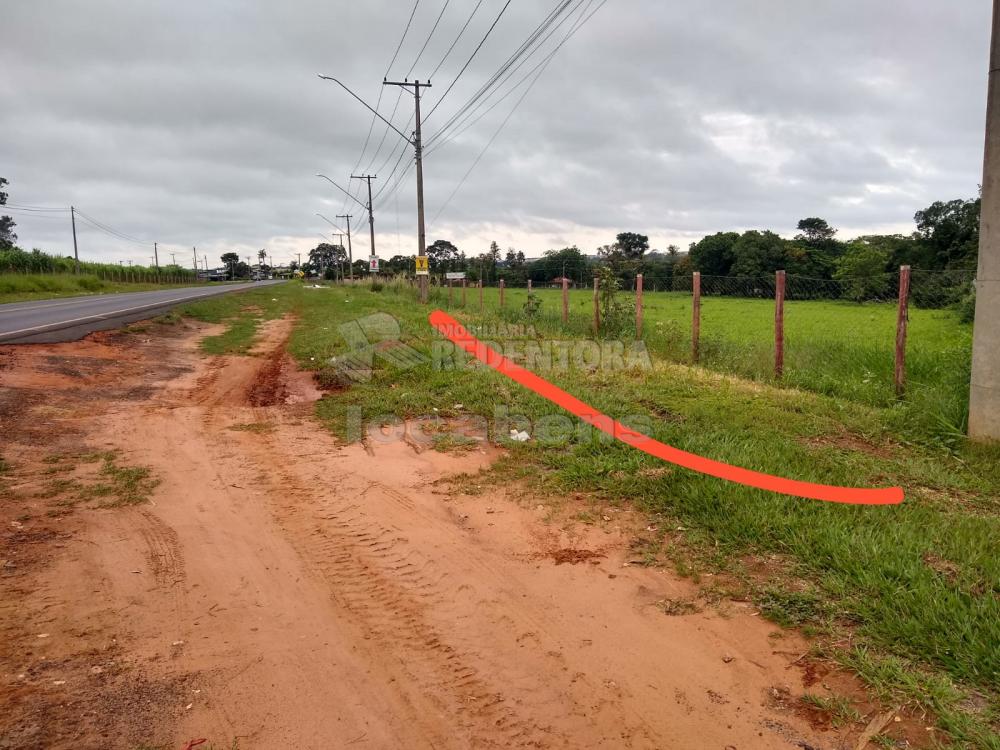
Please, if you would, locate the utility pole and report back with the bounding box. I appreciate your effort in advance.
[384,79,432,302]
[318,74,431,300]
[153,242,159,270]
[970,0,1000,440]
[337,214,354,280]
[351,174,378,269]
[70,206,79,274]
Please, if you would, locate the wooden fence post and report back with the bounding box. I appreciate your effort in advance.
[479,280,483,313]
[562,277,569,323]
[635,273,644,339]
[692,272,701,362]
[500,278,505,307]
[448,279,453,306]
[895,265,911,398]
[775,270,786,378]
[462,278,467,307]
[527,278,532,293]
[593,276,601,334]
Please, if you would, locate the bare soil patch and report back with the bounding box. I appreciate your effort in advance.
[0,314,929,749]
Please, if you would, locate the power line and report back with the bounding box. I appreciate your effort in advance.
[426,0,578,148]
[432,0,608,223]
[341,0,422,215]
[74,209,151,246]
[3,203,71,212]
[426,0,589,153]
[429,0,487,81]
[422,0,513,123]
[406,0,451,78]
[366,0,491,198]
[361,0,454,179]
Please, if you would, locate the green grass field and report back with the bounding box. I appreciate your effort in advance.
[181,280,998,749]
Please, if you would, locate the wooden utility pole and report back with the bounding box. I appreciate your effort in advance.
[692,272,701,362]
[383,78,432,303]
[351,174,377,269]
[70,206,79,274]
[774,270,786,378]
[635,273,644,339]
[895,266,911,398]
[593,276,600,333]
[970,0,1000,440]
[153,242,159,271]
[337,214,354,280]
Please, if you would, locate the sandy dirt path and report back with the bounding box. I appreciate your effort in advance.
[1,317,875,749]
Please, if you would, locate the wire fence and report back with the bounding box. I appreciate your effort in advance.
[366,266,976,420]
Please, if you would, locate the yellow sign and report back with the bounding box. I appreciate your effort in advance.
[415,255,429,275]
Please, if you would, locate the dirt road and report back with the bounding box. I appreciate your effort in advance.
[1,317,875,749]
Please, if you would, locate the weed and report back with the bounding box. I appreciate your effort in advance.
[756,587,825,628]
[657,597,701,616]
[800,693,862,728]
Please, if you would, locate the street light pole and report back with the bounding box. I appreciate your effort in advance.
[337,214,354,280]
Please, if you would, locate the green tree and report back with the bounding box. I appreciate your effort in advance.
[427,239,459,272]
[220,252,240,280]
[835,243,891,301]
[1,177,18,249]
[729,230,787,277]
[689,232,739,276]
[795,217,837,246]
[308,243,346,278]
[531,246,587,284]
[914,197,981,269]
[614,232,649,260]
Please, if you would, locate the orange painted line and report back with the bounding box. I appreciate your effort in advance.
[429,310,903,506]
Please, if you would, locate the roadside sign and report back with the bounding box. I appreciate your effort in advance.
[445,271,466,280]
[415,256,429,275]
[369,256,379,273]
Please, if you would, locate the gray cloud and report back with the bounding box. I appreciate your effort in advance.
[0,0,990,267]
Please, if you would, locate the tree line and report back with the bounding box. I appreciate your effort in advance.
[305,193,980,295]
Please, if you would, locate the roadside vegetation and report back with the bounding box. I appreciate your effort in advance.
[0,272,210,304]
[182,280,998,749]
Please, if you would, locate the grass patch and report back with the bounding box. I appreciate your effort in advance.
[0,273,202,304]
[31,451,159,508]
[180,285,297,355]
[800,692,862,728]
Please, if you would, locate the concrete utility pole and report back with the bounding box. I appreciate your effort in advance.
[337,214,354,280]
[970,0,1000,441]
[153,242,159,270]
[351,174,377,267]
[385,79,432,303]
[317,74,431,300]
[70,206,79,274]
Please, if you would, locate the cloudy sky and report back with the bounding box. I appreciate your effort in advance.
[0,1,991,268]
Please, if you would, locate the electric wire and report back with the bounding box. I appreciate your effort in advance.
[431,0,608,223]
[426,0,588,154]
[422,0,513,123]
[340,0,422,213]
[425,0,577,147]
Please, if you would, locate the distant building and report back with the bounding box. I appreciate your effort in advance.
[549,276,575,288]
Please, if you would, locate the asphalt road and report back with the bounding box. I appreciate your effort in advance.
[0,280,284,344]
